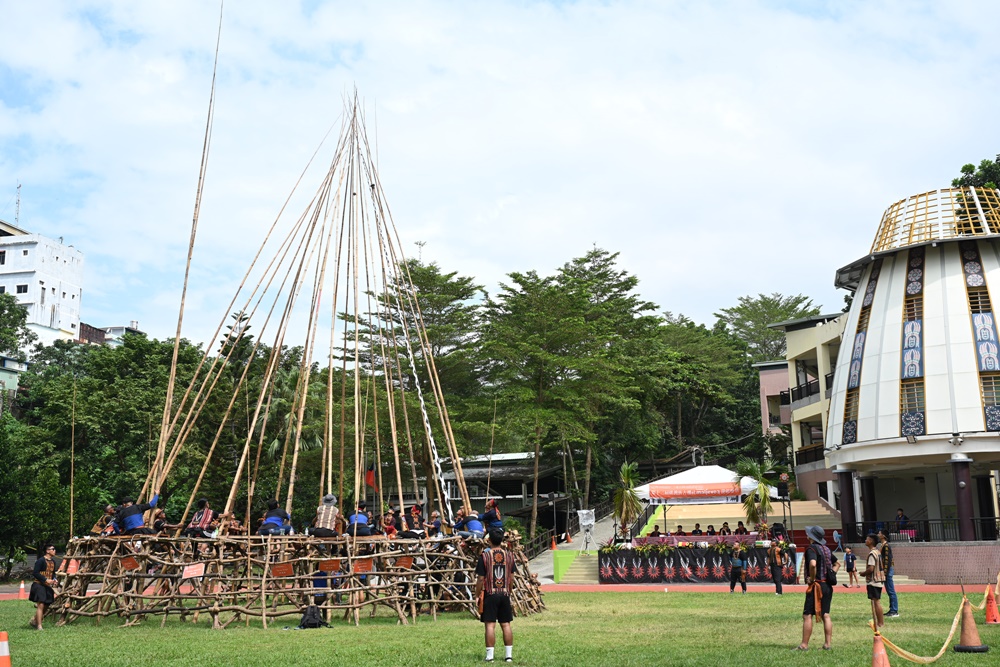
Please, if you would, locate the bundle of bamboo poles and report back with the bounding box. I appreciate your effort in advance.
[50,534,543,628]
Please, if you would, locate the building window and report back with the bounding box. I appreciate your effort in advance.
[844,388,860,422]
[857,306,872,331]
[900,379,925,412]
[15,284,27,294]
[0,286,5,294]
[903,295,923,321]
[968,287,993,314]
[22,250,27,256]
[62,292,66,298]
[0,251,5,265]
[981,374,1000,406]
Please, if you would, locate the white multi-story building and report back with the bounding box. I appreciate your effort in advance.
[0,220,84,348]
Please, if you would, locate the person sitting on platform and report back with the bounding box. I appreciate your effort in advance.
[706,525,717,536]
[257,499,292,535]
[118,491,160,535]
[312,494,340,537]
[427,511,442,538]
[382,514,398,538]
[674,525,686,537]
[719,522,732,536]
[400,505,426,539]
[479,499,503,531]
[89,504,119,536]
[347,502,372,537]
[734,521,749,535]
[455,508,485,539]
[184,498,219,538]
[648,525,663,537]
[691,523,704,536]
[153,509,181,535]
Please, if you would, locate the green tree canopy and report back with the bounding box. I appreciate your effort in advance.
[0,291,38,360]
[952,154,1000,189]
[714,293,821,363]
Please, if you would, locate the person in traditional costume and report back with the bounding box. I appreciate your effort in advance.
[29,545,59,630]
[475,529,517,663]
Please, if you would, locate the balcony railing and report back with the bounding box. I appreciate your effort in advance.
[791,379,821,403]
[795,445,826,466]
[853,518,1000,542]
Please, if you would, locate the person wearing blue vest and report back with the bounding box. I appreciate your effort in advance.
[117,491,159,535]
[455,508,485,539]
[479,499,504,531]
[729,543,747,593]
[347,502,371,537]
[257,499,292,535]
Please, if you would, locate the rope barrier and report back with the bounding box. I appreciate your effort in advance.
[969,572,1000,611]
[868,597,965,664]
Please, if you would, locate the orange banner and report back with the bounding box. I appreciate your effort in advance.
[646,482,740,499]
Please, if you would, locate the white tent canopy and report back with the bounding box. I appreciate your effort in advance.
[634,465,779,505]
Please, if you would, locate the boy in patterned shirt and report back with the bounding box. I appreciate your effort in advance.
[475,529,516,662]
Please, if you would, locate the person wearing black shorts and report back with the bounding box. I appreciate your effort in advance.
[860,533,885,628]
[795,526,838,651]
[475,529,516,663]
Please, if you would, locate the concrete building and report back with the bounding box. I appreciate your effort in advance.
[769,314,846,506]
[0,220,84,348]
[825,187,1000,545]
[752,360,789,437]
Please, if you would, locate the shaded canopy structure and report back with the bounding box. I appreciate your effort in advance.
[635,465,776,505]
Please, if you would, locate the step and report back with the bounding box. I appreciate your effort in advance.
[559,554,599,584]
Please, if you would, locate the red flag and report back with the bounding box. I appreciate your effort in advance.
[365,463,378,492]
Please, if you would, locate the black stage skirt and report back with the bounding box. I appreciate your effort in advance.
[29,582,55,605]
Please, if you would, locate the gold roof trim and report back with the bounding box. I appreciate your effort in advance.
[870,187,1000,253]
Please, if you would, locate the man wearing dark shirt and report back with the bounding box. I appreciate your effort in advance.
[257,499,292,535]
[691,524,704,536]
[796,525,839,650]
[878,530,899,618]
[118,491,160,535]
[29,545,59,630]
[475,529,517,663]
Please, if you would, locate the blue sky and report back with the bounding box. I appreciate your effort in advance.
[1,0,999,347]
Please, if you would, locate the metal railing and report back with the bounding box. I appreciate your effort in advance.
[779,390,791,406]
[791,379,821,402]
[825,372,835,390]
[795,445,826,466]
[523,528,555,560]
[854,518,1000,542]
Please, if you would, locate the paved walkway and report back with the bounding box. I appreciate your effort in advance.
[528,512,616,585]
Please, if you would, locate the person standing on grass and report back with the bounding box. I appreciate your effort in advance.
[877,530,899,618]
[861,534,885,628]
[476,529,516,663]
[842,547,860,588]
[729,543,747,594]
[795,525,838,651]
[29,545,60,630]
[768,540,788,595]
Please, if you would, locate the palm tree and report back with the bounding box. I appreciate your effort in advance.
[734,456,781,527]
[613,461,643,539]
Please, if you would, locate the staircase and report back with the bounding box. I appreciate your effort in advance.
[559,553,599,585]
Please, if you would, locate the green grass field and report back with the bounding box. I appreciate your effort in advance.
[1,592,993,666]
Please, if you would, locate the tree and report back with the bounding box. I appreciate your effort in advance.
[733,455,781,527]
[612,461,642,539]
[715,293,821,363]
[0,292,38,360]
[952,155,1000,189]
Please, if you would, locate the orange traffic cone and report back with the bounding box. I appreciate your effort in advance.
[565,531,572,544]
[872,633,891,667]
[551,535,558,550]
[0,630,11,667]
[954,598,989,653]
[986,586,1000,625]
[17,581,27,600]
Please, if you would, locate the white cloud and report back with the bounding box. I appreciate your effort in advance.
[1,0,999,345]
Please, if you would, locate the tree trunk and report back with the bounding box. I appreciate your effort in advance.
[583,444,593,509]
[564,442,581,511]
[529,424,542,539]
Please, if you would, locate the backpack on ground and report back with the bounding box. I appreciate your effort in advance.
[298,604,328,629]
